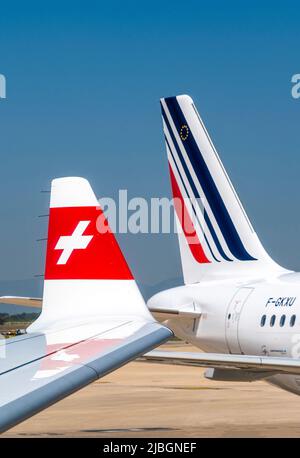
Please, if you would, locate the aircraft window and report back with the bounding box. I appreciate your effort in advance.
[280,315,286,327]
[270,315,276,327]
[290,315,296,327]
[260,315,266,327]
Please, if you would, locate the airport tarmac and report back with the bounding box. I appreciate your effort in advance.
[3,341,300,438]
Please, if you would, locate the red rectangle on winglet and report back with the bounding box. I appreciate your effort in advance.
[45,207,133,280]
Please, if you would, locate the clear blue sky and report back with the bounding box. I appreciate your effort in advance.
[0,1,299,310]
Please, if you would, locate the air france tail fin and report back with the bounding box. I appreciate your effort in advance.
[161,94,285,283]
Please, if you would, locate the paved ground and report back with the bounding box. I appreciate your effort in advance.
[3,342,300,438]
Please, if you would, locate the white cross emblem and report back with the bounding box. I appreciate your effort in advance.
[55,220,93,265]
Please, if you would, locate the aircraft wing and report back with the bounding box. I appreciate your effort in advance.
[143,351,300,375]
[0,320,171,433]
[0,296,42,307]
[0,177,173,433]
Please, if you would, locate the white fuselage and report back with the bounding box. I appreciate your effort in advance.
[148,272,300,395]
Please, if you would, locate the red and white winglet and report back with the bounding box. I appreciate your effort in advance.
[30,177,153,330]
[0,178,172,432]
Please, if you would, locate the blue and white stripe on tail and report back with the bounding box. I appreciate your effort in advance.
[161,94,285,283]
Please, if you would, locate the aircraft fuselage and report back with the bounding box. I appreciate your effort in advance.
[148,272,300,395]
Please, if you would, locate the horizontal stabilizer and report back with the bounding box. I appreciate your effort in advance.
[143,350,300,375]
[148,302,201,319]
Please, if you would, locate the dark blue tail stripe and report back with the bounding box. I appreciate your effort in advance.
[163,97,256,262]
[165,135,220,263]
[162,108,232,262]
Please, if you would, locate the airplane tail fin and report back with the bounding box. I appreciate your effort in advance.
[160,95,285,283]
[30,177,153,330]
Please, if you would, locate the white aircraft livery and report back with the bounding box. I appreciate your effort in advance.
[147,95,300,395]
[0,177,172,432]
[2,94,300,431]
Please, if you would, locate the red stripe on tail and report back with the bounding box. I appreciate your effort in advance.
[169,164,210,264]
